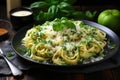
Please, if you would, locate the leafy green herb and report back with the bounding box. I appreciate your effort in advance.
[30,0,98,22]
[62,45,67,50]
[52,17,76,31]
[71,11,86,19]
[6,52,15,57]
[48,5,59,15]
[30,0,75,22]
[107,39,116,50]
[79,21,85,27]
[61,20,75,29]
[53,21,64,31]
[30,1,48,9]
[85,10,97,20]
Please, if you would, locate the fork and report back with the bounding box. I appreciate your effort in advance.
[0,48,23,76]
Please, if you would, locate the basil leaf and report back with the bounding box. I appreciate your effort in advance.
[53,17,76,31]
[48,5,59,15]
[36,11,54,21]
[53,18,61,22]
[71,11,86,19]
[53,22,64,31]
[61,19,76,29]
[43,12,54,20]
[36,11,45,21]
[85,11,97,20]
[58,2,73,10]
[6,52,15,57]
[30,1,48,8]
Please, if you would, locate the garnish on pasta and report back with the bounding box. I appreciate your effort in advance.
[21,17,107,65]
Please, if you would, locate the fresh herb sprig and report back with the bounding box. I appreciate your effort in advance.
[30,0,75,21]
[52,17,76,31]
[30,0,97,22]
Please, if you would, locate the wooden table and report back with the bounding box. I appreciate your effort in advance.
[0,3,120,80]
[1,68,120,80]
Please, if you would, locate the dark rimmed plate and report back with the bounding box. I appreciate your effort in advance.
[11,20,120,72]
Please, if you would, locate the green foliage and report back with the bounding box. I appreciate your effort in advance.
[30,0,97,22]
[30,0,75,21]
[52,17,76,31]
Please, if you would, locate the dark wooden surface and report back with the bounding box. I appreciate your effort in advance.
[1,68,120,80]
[0,3,120,80]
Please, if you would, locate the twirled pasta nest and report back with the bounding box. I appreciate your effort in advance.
[22,17,107,65]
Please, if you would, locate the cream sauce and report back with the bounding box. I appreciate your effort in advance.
[11,10,32,17]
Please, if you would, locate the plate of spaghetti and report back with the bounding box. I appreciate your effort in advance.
[12,17,120,68]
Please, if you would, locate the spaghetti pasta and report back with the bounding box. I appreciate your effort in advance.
[22,17,107,65]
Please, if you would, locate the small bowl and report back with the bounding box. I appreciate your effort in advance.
[10,7,33,31]
[0,19,12,42]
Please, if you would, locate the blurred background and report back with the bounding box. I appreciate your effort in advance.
[0,0,120,19]
[20,0,120,6]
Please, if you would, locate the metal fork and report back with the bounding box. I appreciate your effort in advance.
[0,48,23,76]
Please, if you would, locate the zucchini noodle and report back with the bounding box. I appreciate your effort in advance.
[22,18,107,65]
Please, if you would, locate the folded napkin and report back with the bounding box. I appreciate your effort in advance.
[0,40,120,75]
[0,41,30,75]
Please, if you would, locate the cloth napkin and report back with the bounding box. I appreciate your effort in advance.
[0,41,30,75]
[0,40,120,75]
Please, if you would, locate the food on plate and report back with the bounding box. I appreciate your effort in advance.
[21,17,107,65]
